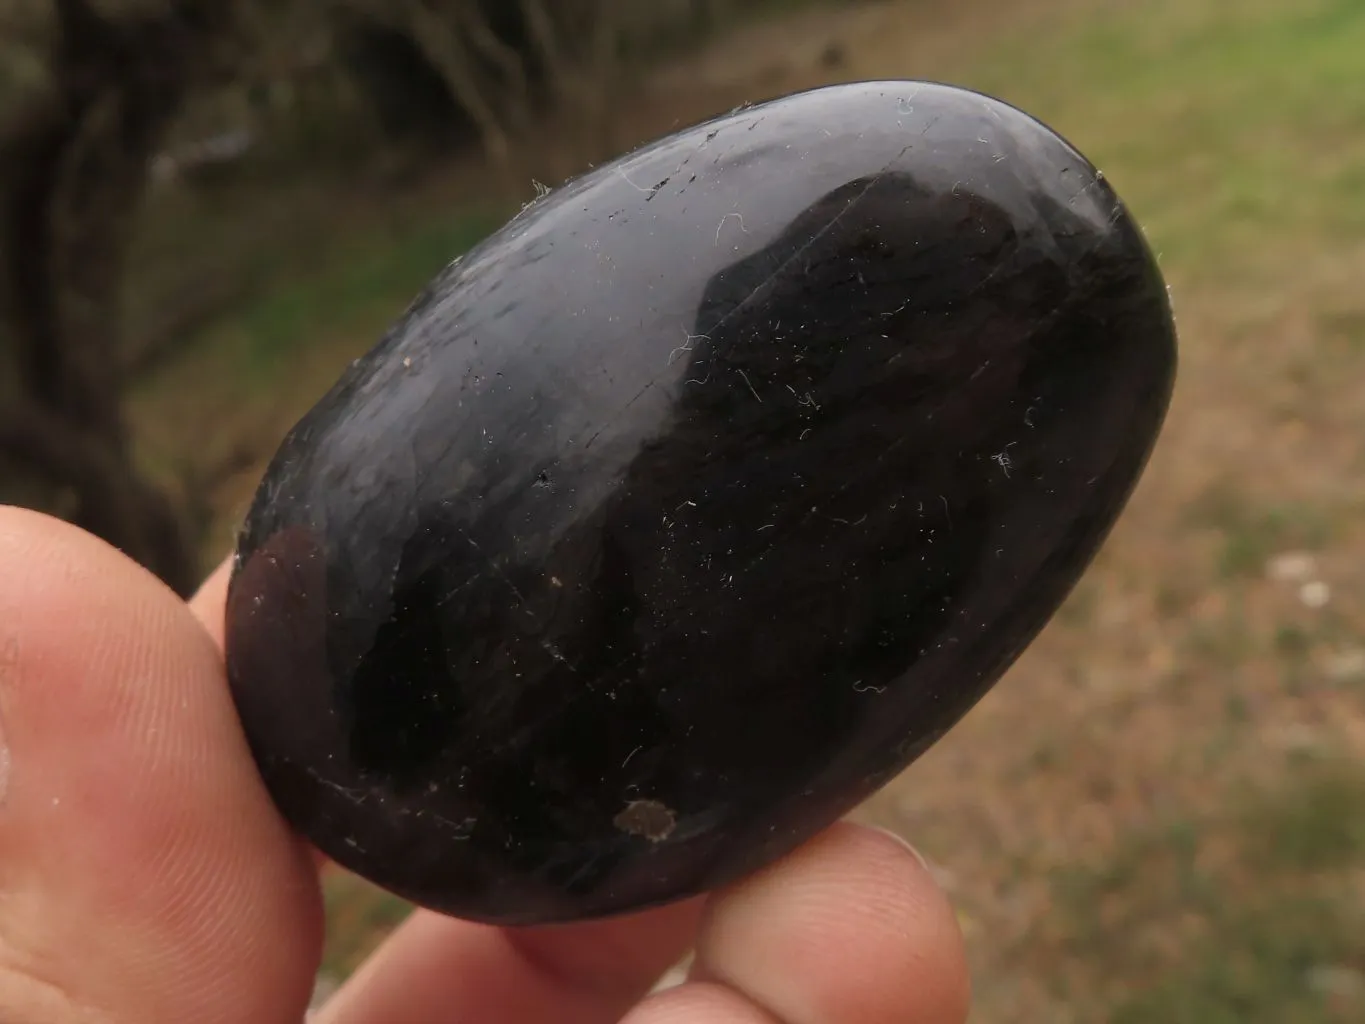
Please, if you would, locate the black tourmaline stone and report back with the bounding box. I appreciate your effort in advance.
[225,81,1176,925]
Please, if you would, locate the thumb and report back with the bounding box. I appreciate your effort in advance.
[0,507,322,1023]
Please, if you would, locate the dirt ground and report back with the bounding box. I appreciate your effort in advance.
[132,0,1365,1018]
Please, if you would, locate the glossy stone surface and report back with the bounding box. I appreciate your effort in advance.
[225,81,1176,925]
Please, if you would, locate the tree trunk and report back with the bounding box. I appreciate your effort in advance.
[0,0,236,596]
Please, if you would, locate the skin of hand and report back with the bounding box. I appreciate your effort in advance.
[0,505,970,1023]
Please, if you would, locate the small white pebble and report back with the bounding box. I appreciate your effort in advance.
[1299,580,1331,609]
[1306,964,1365,1001]
[1323,648,1365,683]
[1270,723,1323,753]
[1267,551,1317,583]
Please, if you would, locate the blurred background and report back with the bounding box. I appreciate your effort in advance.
[2,0,1363,1019]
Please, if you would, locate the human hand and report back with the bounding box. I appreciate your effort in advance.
[0,506,970,1023]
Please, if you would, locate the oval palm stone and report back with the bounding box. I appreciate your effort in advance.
[225,81,1176,925]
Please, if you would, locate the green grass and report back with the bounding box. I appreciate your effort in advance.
[321,875,414,979]
[132,201,506,394]
[1051,760,1365,1023]
[223,212,502,384]
[1180,481,1335,580]
[1113,897,1365,1024]
[1245,762,1365,874]
[959,0,1365,285]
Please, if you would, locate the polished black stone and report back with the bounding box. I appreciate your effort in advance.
[225,80,1177,925]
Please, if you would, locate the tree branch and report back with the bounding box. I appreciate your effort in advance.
[0,89,75,416]
[452,0,532,123]
[52,0,113,59]
[400,0,512,163]
[0,1,235,434]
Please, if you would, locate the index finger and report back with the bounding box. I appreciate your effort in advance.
[189,553,335,877]
[188,554,234,649]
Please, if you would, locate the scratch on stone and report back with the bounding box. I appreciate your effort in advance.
[307,768,369,806]
[617,167,653,193]
[428,812,477,839]
[670,329,710,364]
[992,442,1018,479]
[684,362,714,386]
[736,368,762,401]
[715,211,750,245]
[464,534,529,608]
[584,380,655,447]
[542,640,577,672]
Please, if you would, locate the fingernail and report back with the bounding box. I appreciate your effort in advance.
[868,824,931,871]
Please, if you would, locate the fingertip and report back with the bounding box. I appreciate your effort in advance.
[316,893,703,1023]
[506,896,705,999]
[621,980,781,1023]
[0,508,323,1022]
[695,821,971,1024]
[189,553,235,650]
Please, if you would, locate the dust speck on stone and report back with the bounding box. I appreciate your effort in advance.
[614,798,677,842]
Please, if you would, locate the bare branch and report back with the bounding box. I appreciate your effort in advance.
[453,0,531,113]
[388,0,514,163]
[518,0,569,95]
[51,0,109,55]
[0,85,82,416]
